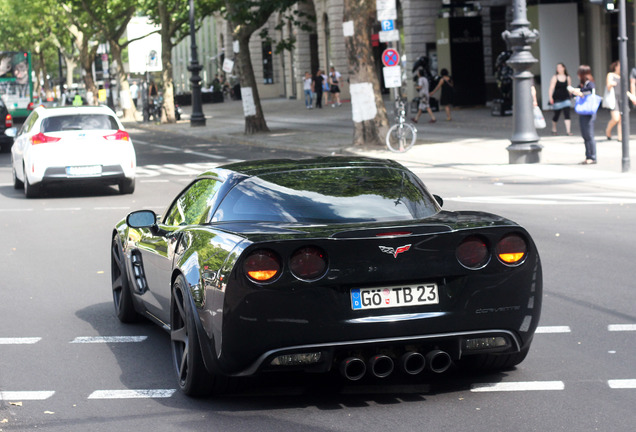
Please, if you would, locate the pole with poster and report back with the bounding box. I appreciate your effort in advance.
[377,0,402,107]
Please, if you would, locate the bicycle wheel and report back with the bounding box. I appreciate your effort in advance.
[386,123,416,153]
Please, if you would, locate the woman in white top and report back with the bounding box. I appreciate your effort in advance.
[605,61,621,141]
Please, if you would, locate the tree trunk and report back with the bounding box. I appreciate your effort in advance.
[343,0,388,147]
[159,2,176,124]
[109,42,136,121]
[78,37,98,105]
[236,35,269,134]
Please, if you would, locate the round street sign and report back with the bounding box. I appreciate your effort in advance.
[382,48,400,67]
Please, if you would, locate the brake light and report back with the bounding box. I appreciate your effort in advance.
[496,234,527,265]
[244,249,281,282]
[27,102,35,111]
[5,113,12,128]
[290,246,328,280]
[104,130,130,141]
[456,235,489,269]
[30,132,61,145]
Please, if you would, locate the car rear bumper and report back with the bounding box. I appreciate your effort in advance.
[40,165,130,185]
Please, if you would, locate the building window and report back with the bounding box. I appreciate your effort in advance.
[262,41,273,84]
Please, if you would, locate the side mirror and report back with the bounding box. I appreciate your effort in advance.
[433,194,444,208]
[4,127,17,138]
[126,210,157,228]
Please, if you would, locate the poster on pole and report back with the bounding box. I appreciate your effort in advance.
[241,87,256,117]
[382,66,402,88]
[376,0,397,21]
[222,58,234,73]
[379,30,400,43]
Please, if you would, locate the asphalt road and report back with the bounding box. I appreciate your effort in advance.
[1,128,636,431]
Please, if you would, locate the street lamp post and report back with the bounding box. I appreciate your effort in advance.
[188,0,206,126]
[502,0,542,164]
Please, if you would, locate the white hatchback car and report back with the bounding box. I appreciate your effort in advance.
[11,105,136,197]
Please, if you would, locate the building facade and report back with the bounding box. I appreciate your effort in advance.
[172,1,634,109]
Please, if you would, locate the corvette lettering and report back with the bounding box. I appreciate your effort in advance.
[379,244,412,258]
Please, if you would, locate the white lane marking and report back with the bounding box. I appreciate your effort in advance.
[93,207,131,211]
[471,381,565,392]
[535,326,571,334]
[447,192,636,206]
[134,140,225,159]
[88,389,176,399]
[608,324,636,331]
[44,207,82,211]
[70,336,147,343]
[140,179,170,182]
[0,208,33,212]
[608,380,636,389]
[0,337,42,344]
[0,391,55,400]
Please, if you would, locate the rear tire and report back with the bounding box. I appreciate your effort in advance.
[171,275,229,397]
[386,123,416,153]
[12,162,23,189]
[111,236,139,323]
[24,170,41,198]
[119,178,135,194]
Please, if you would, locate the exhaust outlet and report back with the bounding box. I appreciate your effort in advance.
[400,351,426,375]
[368,354,394,378]
[340,357,366,381]
[426,350,452,374]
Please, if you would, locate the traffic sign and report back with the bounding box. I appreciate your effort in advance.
[381,48,400,67]
[381,20,394,31]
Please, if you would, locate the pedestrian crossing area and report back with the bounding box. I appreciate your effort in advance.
[136,161,240,177]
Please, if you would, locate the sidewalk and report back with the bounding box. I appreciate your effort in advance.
[126,97,636,192]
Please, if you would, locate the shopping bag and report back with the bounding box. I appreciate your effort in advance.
[574,92,603,115]
[533,106,546,129]
[602,87,615,110]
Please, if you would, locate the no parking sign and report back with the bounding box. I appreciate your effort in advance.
[381,48,400,68]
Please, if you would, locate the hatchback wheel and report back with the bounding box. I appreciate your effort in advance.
[12,162,23,189]
[119,178,135,194]
[23,169,41,198]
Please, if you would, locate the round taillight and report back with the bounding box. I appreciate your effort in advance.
[456,236,489,269]
[496,234,527,265]
[244,249,281,282]
[290,246,327,280]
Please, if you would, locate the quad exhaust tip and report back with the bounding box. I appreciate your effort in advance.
[426,350,452,374]
[340,357,366,381]
[368,354,394,378]
[340,350,452,381]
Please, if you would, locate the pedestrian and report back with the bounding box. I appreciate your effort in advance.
[321,70,330,107]
[429,68,453,121]
[604,60,622,141]
[312,70,324,109]
[411,68,436,123]
[568,65,597,165]
[547,63,573,135]
[130,81,139,109]
[303,72,313,109]
[328,66,342,107]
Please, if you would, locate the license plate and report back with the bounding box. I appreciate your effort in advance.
[66,165,102,176]
[351,284,439,310]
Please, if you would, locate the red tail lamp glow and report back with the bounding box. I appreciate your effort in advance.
[30,132,61,145]
[244,249,281,282]
[497,234,527,265]
[104,130,130,141]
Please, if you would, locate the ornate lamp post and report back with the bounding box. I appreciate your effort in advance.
[188,0,206,126]
[502,0,542,164]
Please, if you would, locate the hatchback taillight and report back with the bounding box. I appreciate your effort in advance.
[104,130,130,141]
[456,235,489,269]
[30,132,61,145]
[496,234,527,265]
[290,246,328,280]
[244,249,281,282]
[5,113,12,128]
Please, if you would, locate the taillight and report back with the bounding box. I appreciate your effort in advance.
[27,102,35,110]
[104,130,130,141]
[244,249,281,282]
[5,113,12,128]
[456,235,489,269]
[496,234,527,265]
[290,246,328,280]
[30,132,61,145]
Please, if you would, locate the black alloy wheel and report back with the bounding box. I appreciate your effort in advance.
[111,236,138,323]
[171,275,227,397]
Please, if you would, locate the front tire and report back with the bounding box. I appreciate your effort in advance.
[119,177,135,194]
[386,123,416,153]
[111,236,138,323]
[171,275,229,397]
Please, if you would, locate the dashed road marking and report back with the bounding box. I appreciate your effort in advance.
[535,326,571,334]
[70,336,148,344]
[0,337,41,344]
[87,389,176,399]
[471,381,565,392]
[608,380,636,389]
[447,192,636,205]
[608,324,636,331]
[0,391,55,401]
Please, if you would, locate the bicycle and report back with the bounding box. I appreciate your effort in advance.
[386,97,417,153]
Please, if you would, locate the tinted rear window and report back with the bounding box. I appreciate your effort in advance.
[41,114,119,132]
[213,167,438,224]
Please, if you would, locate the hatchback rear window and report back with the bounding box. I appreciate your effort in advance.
[41,114,119,132]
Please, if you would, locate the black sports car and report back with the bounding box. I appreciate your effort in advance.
[111,157,542,396]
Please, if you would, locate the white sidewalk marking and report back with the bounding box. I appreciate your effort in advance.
[70,336,147,343]
[608,324,636,331]
[88,389,176,399]
[471,381,565,392]
[0,391,55,400]
[0,337,42,344]
[447,192,636,206]
[608,380,636,389]
[535,326,571,333]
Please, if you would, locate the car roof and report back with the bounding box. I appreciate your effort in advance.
[209,156,406,178]
[34,105,118,117]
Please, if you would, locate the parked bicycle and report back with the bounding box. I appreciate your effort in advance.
[386,97,417,153]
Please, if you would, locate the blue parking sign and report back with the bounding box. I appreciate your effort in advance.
[381,20,394,31]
